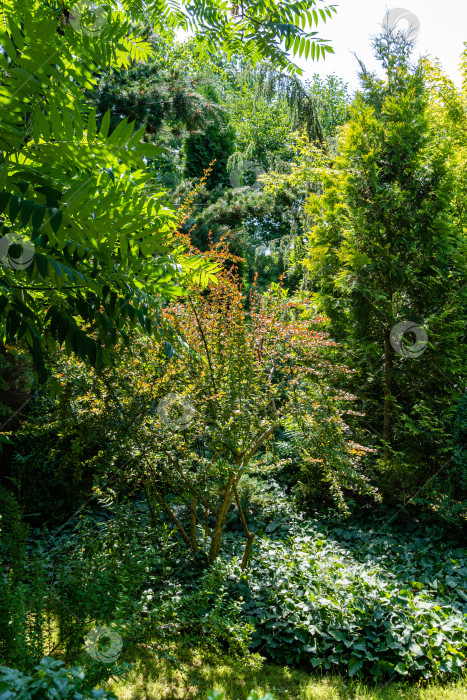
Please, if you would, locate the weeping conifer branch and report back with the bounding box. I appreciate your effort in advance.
[235,63,325,144]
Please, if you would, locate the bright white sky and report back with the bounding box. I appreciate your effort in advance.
[298,0,466,92]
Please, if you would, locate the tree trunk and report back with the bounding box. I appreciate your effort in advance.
[383,327,393,462]
[140,481,164,552]
[190,497,198,554]
[233,485,255,570]
[152,484,192,551]
[241,533,255,570]
[208,473,236,564]
[207,427,276,565]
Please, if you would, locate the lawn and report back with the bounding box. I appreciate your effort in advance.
[109,647,467,699]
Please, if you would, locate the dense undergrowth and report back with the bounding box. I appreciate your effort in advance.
[224,479,467,678]
[2,468,466,697]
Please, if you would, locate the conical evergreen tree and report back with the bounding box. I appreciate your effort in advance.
[305,27,467,501]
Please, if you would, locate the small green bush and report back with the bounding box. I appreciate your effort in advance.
[0,657,117,700]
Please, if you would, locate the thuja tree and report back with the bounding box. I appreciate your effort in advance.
[419,54,467,521]
[304,29,467,503]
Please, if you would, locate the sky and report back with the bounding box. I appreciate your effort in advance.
[296,0,466,92]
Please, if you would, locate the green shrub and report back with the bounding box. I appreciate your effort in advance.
[1,495,260,677]
[0,657,117,700]
[0,487,35,669]
[5,381,102,524]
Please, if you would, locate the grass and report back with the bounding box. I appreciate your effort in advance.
[108,647,467,700]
